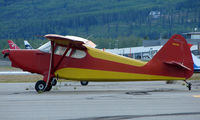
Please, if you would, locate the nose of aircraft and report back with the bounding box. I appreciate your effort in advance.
[2,49,10,58]
[2,49,39,72]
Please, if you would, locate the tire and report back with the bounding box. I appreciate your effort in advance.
[45,85,52,91]
[35,80,46,93]
[80,81,89,86]
[188,83,192,91]
[51,78,57,86]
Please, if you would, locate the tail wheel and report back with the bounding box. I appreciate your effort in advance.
[35,80,46,93]
[187,82,192,91]
[184,80,192,91]
[80,81,89,86]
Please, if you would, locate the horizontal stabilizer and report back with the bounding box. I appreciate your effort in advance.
[164,61,191,71]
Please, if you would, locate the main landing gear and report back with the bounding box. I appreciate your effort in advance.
[35,40,58,93]
[35,78,57,93]
[184,80,192,91]
[51,78,57,86]
[80,81,89,86]
[35,80,47,93]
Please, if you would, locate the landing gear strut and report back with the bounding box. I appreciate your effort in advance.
[184,80,192,91]
[45,85,52,92]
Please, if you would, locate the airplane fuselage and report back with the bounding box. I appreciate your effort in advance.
[7,47,187,82]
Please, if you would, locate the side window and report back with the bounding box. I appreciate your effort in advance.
[55,46,67,55]
[65,48,72,57]
[54,46,86,59]
[71,50,86,59]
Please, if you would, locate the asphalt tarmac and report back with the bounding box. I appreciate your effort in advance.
[0,81,200,120]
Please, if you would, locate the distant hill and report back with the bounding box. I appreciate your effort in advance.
[0,0,199,50]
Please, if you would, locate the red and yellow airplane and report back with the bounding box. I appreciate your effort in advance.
[2,34,193,93]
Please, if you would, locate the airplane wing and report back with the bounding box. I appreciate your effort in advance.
[44,34,96,49]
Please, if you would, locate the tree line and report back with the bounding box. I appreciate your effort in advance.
[0,0,199,51]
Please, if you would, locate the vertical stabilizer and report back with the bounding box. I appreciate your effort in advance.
[8,40,20,49]
[148,34,193,79]
[24,40,33,49]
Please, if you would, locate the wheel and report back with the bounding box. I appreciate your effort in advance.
[45,85,52,91]
[51,78,57,86]
[80,81,89,86]
[187,83,192,91]
[35,80,46,93]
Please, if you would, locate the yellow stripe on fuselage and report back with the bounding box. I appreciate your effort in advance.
[87,47,146,67]
[55,68,185,81]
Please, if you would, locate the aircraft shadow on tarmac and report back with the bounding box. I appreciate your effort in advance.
[65,112,200,120]
[8,87,189,96]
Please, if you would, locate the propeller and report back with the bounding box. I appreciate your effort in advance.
[3,52,9,58]
[2,49,10,58]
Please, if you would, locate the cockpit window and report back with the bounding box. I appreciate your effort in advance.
[54,46,86,58]
[65,49,72,56]
[38,41,51,53]
[38,42,86,59]
[71,49,86,58]
[55,46,67,55]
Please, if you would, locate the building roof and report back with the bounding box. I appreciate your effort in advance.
[143,38,200,47]
[183,32,200,35]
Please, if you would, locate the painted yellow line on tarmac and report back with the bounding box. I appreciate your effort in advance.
[192,95,200,98]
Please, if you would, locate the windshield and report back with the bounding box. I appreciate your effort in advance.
[38,41,51,53]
